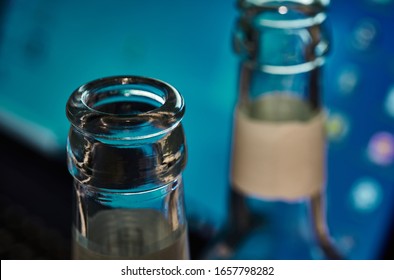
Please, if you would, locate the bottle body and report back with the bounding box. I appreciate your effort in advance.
[66,76,189,259]
[205,0,340,259]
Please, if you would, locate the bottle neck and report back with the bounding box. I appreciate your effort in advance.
[237,62,322,114]
[73,175,188,259]
[229,188,326,259]
[234,0,330,64]
[234,0,329,113]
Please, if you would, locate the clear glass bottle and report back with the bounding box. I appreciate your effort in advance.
[204,0,341,259]
[66,76,189,259]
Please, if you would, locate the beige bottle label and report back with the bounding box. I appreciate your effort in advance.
[231,102,325,201]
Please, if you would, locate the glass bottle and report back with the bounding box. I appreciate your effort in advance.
[204,0,341,259]
[66,76,189,259]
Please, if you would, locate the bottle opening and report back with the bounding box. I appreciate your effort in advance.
[66,76,185,140]
[82,84,166,116]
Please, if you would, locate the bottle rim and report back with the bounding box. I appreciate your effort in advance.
[66,76,185,141]
[239,0,330,8]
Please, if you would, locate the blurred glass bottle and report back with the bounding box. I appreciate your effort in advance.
[66,76,189,259]
[204,0,341,259]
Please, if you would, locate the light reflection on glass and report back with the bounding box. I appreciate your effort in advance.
[278,6,288,15]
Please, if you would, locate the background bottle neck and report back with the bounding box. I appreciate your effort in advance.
[234,1,330,112]
[237,62,322,113]
[234,0,330,65]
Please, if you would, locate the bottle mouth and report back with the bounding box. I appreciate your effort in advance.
[66,76,185,141]
[234,0,330,72]
[237,0,329,29]
[240,0,330,9]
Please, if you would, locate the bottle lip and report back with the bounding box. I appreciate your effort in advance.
[239,0,330,8]
[66,76,185,141]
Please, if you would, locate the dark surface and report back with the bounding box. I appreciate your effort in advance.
[0,130,72,259]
